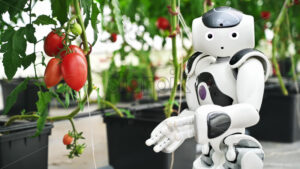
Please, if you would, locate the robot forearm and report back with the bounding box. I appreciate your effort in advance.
[194,103,259,144]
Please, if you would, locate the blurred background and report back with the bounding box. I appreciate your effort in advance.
[0,0,300,169]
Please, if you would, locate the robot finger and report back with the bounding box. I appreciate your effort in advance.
[153,137,171,153]
[168,116,194,127]
[146,130,164,146]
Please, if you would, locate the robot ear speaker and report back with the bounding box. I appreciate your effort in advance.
[185,52,202,75]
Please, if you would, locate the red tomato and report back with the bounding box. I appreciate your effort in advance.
[61,53,87,91]
[261,11,271,20]
[134,92,143,100]
[44,58,63,88]
[126,86,132,92]
[131,80,138,89]
[44,31,65,56]
[110,33,117,42]
[63,134,73,145]
[60,45,87,65]
[156,17,170,30]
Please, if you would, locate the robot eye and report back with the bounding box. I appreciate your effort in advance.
[231,32,239,39]
[205,32,213,41]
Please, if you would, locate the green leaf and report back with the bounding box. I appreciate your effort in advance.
[2,28,27,79]
[3,78,29,115]
[33,15,57,25]
[1,28,14,42]
[35,91,52,136]
[50,0,71,25]
[22,53,36,69]
[0,0,27,19]
[120,108,134,118]
[80,0,92,27]
[65,92,70,108]
[91,2,100,45]
[111,0,125,38]
[25,24,37,43]
[49,90,66,108]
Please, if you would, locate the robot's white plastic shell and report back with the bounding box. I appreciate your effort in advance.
[192,14,255,57]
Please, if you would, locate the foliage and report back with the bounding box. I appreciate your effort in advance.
[0,0,121,159]
[103,64,153,103]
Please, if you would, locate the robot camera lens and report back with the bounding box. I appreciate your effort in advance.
[231,32,238,38]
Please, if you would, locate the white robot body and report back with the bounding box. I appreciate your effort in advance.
[146,6,270,169]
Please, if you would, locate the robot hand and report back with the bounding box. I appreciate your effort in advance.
[145,115,195,153]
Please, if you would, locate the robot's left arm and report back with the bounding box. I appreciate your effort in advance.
[195,51,270,144]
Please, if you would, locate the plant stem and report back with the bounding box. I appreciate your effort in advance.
[74,0,93,95]
[5,115,39,126]
[272,0,290,96]
[164,0,179,118]
[285,10,298,93]
[69,118,77,133]
[100,99,124,117]
[5,0,123,126]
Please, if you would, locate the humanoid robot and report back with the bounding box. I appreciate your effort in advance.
[146,6,271,169]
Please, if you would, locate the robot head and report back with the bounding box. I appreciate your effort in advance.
[192,6,255,57]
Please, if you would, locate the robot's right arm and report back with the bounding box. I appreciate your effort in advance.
[145,109,195,153]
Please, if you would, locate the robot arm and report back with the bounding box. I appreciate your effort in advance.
[145,109,195,153]
[194,57,267,144]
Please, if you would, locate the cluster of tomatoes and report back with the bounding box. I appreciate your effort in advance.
[43,31,87,91]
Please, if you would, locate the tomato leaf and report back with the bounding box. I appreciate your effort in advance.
[50,0,71,25]
[91,2,100,46]
[111,0,125,39]
[3,78,29,115]
[65,92,70,108]
[25,24,37,43]
[33,15,57,25]
[49,90,66,108]
[22,53,36,69]
[0,0,27,19]
[2,28,27,79]
[35,91,52,136]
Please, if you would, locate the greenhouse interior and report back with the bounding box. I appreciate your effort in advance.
[0,0,300,169]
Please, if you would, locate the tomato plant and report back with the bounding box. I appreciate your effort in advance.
[0,0,124,159]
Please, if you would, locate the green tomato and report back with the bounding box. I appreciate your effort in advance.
[70,23,82,36]
[77,146,84,154]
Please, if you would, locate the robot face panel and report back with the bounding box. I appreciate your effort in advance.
[192,7,255,57]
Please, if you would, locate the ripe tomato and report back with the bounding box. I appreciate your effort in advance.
[63,134,73,145]
[134,92,143,100]
[61,53,87,91]
[261,11,271,20]
[110,33,117,42]
[156,17,170,30]
[44,58,63,88]
[60,45,86,65]
[131,80,138,89]
[44,31,65,56]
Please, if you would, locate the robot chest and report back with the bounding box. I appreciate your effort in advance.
[195,62,237,106]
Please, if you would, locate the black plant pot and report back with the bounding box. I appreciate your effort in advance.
[0,78,40,116]
[103,101,197,169]
[248,83,300,142]
[0,121,53,169]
